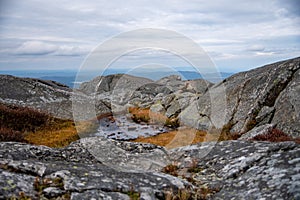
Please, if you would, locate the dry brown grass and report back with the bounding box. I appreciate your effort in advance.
[25,120,99,148]
[132,127,220,149]
[129,106,180,128]
[0,103,99,148]
[75,120,99,136]
[24,120,79,148]
[128,107,150,123]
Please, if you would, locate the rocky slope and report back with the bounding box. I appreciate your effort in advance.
[1,57,299,138]
[0,75,112,120]
[0,75,74,119]
[180,57,300,138]
[76,57,300,138]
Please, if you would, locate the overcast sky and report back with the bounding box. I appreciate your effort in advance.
[0,0,299,72]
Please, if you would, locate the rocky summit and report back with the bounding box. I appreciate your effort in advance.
[0,57,300,199]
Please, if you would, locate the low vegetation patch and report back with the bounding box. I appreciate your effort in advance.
[128,107,150,124]
[0,103,51,132]
[132,128,219,149]
[129,106,180,128]
[0,103,97,148]
[33,177,70,199]
[162,164,179,176]
[162,162,220,200]
[126,191,140,200]
[250,128,300,143]
[24,120,79,148]
[0,127,24,142]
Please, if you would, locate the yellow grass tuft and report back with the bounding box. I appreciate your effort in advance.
[129,106,179,128]
[132,127,220,149]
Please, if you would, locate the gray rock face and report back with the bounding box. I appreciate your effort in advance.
[0,138,299,199]
[238,124,275,140]
[0,72,213,123]
[0,75,74,119]
[181,57,300,137]
[76,73,212,121]
[185,79,213,94]
[79,74,153,95]
[0,139,189,199]
[170,140,300,199]
[271,66,300,138]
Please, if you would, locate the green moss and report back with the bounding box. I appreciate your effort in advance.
[187,167,202,173]
[126,191,140,200]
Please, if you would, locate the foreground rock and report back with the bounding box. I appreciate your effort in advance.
[0,138,187,199]
[0,138,299,199]
[172,140,300,199]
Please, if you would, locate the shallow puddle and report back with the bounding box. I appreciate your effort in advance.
[94,115,171,140]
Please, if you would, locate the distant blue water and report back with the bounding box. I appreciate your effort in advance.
[0,69,233,88]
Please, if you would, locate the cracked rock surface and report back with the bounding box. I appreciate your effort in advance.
[0,138,299,199]
[180,57,300,137]
[170,140,300,199]
[0,138,190,199]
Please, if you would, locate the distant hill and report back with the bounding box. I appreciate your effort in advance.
[178,71,233,82]
[0,70,234,88]
[40,76,76,87]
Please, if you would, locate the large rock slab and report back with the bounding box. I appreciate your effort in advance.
[0,75,73,119]
[0,138,188,199]
[180,57,300,137]
[79,74,153,95]
[170,140,300,199]
[0,75,112,120]
[0,138,299,199]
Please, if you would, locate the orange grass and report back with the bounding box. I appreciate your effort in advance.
[132,128,220,149]
[25,120,98,148]
[128,107,150,123]
[128,107,179,127]
[25,120,79,148]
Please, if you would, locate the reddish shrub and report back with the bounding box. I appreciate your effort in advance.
[0,127,24,142]
[0,103,53,143]
[251,128,300,143]
[0,103,51,132]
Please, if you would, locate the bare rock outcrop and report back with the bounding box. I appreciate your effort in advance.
[0,75,74,119]
[180,57,300,137]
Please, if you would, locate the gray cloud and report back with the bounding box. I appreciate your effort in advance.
[11,41,88,56]
[0,0,299,71]
[14,41,57,55]
[246,45,265,52]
